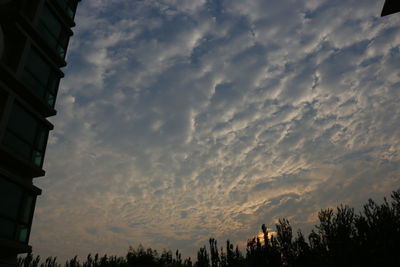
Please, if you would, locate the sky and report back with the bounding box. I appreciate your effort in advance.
[30,0,400,261]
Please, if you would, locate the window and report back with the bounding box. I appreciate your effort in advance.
[0,88,7,121]
[2,103,49,168]
[0,26,26,72]
[0,26,4,59]
[0,176,36,243]
[56,0,79,20]
[22,0,41,21]
[21,47,60,108]
[37,4,70,58]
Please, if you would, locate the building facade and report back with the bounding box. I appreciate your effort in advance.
[0,0,80,265]
[381,0,400,16]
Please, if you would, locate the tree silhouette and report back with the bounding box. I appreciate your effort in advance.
[209,238,219,267]
[195,246,209,267]
[18,188,400,267]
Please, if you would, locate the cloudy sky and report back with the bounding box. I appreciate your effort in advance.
[30,0,400,261]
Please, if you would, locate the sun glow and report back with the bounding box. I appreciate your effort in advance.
[256,231,277,243]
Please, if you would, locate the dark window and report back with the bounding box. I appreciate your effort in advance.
[0,176,36,243]
[0,218,15,239]
[56,0,79,20]
[0,177,22,220]
[21,195,34,224]
[37,4,70,58]
[22,0,41,21]
[0,88,7,121]
[2,103,49,167]
[21,47,60,108]
[0,26,26,72]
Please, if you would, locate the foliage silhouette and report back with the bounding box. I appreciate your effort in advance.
[18,188,400,267]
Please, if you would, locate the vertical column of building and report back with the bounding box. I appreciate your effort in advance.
[0,0,80,266]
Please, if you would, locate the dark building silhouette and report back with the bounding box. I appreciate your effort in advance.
[0,0,80,266]
[381,0,400,16]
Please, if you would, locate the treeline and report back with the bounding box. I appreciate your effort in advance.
[19,189,400,267]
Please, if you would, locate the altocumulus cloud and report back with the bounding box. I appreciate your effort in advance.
[30,0,400,261]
